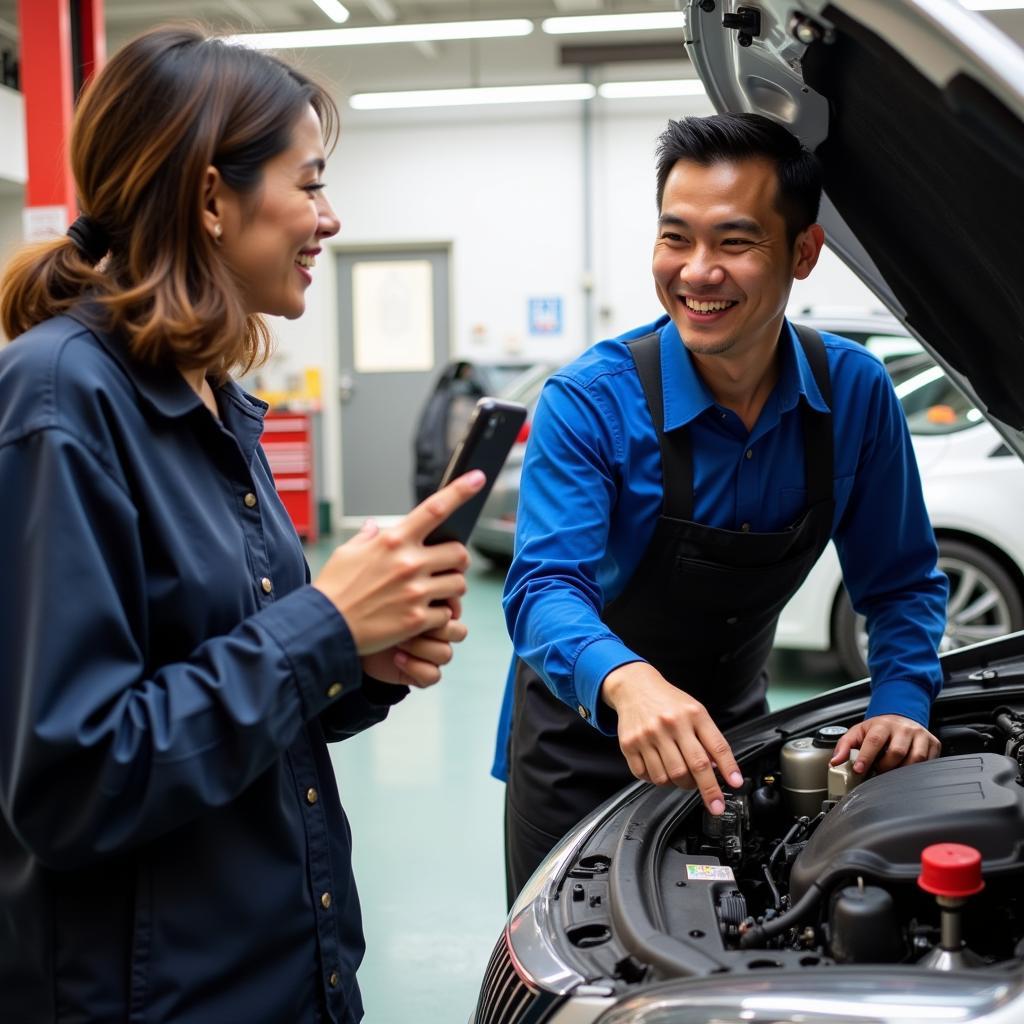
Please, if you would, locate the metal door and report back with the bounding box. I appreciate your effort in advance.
[336,247,450,520]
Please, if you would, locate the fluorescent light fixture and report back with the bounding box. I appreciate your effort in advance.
[960,1,1024,8]
[310,0,350,23]
[350,83,597,110]
[598,79,706,99]
[542,12,686,35]
[228,19,533,50]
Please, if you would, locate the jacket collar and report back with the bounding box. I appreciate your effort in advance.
[65,303,268,428]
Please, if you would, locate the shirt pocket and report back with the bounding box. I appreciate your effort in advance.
[778,476,855,528]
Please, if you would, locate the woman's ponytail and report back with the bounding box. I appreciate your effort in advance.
[1,233,107,341]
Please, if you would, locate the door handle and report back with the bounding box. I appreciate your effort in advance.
[339,372,354,403]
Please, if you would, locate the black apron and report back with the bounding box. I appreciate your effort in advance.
[505,326,835,901]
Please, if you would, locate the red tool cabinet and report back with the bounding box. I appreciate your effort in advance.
[262,411,317,542]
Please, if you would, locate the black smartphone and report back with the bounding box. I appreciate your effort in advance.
[424,397,528,546]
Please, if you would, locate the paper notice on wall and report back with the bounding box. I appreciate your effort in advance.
[353,259,434,373]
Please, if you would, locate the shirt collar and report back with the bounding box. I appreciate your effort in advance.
[658,316,830,432]
[66,303,269,430]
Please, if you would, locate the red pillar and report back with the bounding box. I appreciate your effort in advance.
[18,0,105,240]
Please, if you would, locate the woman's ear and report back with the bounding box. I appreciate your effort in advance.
[201,165,226,244]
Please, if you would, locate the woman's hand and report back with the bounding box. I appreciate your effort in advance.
[313,471,484,658]
[361,597,469,688]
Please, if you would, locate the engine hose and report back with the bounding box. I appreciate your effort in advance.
[739,882,824,949]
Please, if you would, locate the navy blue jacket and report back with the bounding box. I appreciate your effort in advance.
[0,310,402,1023]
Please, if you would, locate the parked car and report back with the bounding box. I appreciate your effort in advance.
[471,0,1024,1022]
[412,358,534,502]
[472,314,1024,678]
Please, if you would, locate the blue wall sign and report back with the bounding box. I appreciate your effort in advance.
[528,297,563,336]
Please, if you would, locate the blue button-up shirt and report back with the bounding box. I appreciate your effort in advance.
[0,312,401,1023]
[493,316,947,780]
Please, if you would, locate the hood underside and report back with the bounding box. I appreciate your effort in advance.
[684,0,1024,454]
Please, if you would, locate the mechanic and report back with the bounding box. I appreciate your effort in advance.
[494,113,949,902]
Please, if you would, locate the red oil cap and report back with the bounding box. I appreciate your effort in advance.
[917,843,985,898]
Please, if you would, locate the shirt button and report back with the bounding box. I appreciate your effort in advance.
[745,449,753,459]
[244,492,257,508]
[326,682,343,699]
[577,704,590,721]
[321,891,332,909]
[260,576,273,594]
[328,971,339,988]
[740,522,751,533]
[306,787,318,805]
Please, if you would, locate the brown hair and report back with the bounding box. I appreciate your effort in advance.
[0,25,338,375]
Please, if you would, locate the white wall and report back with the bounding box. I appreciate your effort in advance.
[267,96,880,526]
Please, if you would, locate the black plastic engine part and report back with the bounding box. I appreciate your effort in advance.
[790,754,1024,903]
[829,884,903,963]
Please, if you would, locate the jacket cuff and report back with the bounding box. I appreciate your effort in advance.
[573,637,645,736]
[865,679,933,727]
[254,585,361,720]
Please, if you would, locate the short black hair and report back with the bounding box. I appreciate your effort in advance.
[655,113,822,245]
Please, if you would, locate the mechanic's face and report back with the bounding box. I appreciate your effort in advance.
[653,157,822,362]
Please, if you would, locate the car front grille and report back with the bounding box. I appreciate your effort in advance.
[473,932,559,1024]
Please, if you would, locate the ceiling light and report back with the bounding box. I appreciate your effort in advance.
[598,79,706,99]
[542,13,686,35]
[350,83,597,110]
[227,19,533,50]
[310,0,350,24]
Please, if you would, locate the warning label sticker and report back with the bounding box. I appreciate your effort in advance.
[685,864,735,882]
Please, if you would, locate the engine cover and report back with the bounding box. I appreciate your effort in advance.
[789,753,1024,902]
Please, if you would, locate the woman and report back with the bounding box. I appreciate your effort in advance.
[0,26,481,1024]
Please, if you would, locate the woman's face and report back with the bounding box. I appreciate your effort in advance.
[217,105,340,319]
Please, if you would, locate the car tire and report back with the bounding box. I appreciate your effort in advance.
[832,538,1024,680]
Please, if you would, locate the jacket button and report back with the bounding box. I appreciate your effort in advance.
[244,492,257,508]
[328,971,339,988]
[260,576,273,593]
[306,787,318,805]
[321,891,332,909]
[326,682,343,699]
[745,449,753,460]
[577,704,590,721]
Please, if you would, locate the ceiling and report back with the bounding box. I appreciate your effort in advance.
[0,1,1019,106]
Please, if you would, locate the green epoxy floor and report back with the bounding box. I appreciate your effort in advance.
[304,537,841,1023]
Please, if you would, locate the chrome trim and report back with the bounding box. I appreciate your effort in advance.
[594,968,1024,1023]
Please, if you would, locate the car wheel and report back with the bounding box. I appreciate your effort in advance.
[832,538,1024,680]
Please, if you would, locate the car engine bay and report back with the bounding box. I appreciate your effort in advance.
[545,699,1024,989]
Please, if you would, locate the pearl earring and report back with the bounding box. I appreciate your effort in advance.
[213,224,222,241]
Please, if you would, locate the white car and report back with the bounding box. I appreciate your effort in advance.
[777,314,1024,678]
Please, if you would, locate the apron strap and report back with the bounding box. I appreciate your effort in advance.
[626,331,695,520]
[792,324,834,507]
[628,323,835,520]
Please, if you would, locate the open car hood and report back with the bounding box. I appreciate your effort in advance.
[683,0,1024,457]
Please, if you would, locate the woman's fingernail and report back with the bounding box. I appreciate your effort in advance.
[728,772,743,788]
[710,799,725,815]
[465,470,486,487]
[394,651,407,667]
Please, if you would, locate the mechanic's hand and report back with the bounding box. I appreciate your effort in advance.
[601,662,743,816]
[361,596,469,688]
[313,471,484,660]
[830,714,940,775]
